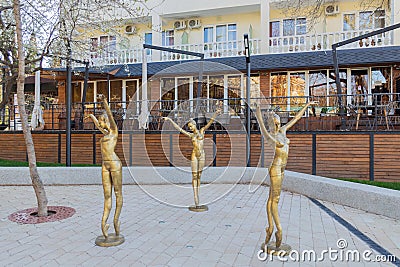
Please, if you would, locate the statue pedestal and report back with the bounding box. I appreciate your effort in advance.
[95,234,125,247]
[261,242,291,256]
[188,205,208,212]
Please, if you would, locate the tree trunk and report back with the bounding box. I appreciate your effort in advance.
[13,0,48,216]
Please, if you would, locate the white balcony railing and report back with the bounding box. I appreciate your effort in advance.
[84,39,261,66]
[269,29,392,54]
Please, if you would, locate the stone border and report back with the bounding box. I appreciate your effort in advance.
[0,167,399,219]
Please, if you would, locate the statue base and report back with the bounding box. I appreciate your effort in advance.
[261,242,291,256]
[188,205,208,212]
[95,234,125,247]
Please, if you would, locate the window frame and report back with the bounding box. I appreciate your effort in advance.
[203,23,237,43]
[162,29,174,46]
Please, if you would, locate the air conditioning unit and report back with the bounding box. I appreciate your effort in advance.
[188,19,201,29]
[174,20,186,30]
[325,5,339,15]
[125,25,137,35]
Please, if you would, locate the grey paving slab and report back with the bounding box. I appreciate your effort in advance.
[0,184,398,266]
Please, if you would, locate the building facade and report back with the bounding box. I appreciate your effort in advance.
[38,0,400,130]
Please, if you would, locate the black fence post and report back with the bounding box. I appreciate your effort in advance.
[58,133,61,164]
[369,132,374,181]
[92,133,96,165]
[169,133,173,167]
[261,134,264,168]
[213,133,217,167]
[312,133,317,175]
[129,132,133,166]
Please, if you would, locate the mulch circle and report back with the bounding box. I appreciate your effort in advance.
[8,206,76,224]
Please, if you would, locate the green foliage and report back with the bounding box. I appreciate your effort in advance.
[0,158,99,167]
[338,178,400,191]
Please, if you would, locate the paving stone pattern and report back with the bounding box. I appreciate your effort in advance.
[0,185,398,266]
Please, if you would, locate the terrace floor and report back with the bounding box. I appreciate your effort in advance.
[0,184,399,266]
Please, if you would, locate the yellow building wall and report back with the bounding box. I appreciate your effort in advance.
[161,12,261,46]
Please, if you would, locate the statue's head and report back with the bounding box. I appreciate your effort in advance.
[266,111,280,134]
[98,112,110,130]
[187,118,197,131]
[273,113,281,128]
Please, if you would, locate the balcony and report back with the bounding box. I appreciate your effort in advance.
[269,29,392,54]
[86,39,261,66]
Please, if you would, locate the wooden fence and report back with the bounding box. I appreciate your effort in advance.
[0,131,399,182]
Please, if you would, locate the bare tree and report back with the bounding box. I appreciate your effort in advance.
[13,0,48,216]
[2,0,152,217]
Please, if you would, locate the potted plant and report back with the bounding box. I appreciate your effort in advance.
[320,107,328,116]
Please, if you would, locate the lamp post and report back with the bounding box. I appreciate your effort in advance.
[66,48,72,166]
[244,34,251,167]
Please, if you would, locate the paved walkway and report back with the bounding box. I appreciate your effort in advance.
[0,184,399,266]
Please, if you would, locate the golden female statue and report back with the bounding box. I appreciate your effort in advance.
[88,97,124,246]
[256,101,317,254]
[163,109,221,212]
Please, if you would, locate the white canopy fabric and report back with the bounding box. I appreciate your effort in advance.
[138,48,149,129]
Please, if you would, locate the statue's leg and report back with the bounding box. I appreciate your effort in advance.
[111,168,123,236]
[101,169,112,238]
[270,174,283,248]
[196,156,205,206]
[265,187,274,244]
[191,158,200,207]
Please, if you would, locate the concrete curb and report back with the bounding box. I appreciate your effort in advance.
[0,166,398,219]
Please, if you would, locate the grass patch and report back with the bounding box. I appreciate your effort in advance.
[339,178,400,191]
[0,158,99,167]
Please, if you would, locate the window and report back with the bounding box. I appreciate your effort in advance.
[374,10,385,29]
[216,25,227,42]
[90,36,116,55]
[203,24,237,46]
[359,10,385,30]
[289,72,306,112]
[204,27,214,43]
[126,80,138,102]
[72,82,82,103]
[110,81,122,102]
[296,18,307,35]
[309,71,328,107]
[227,75,241,114]
[144,33,152,55]
[90,38,98,52]
[228,24,237,42]
[269,21,280,37]
[177,78,190,101]
[283,19,295,36]
[343,14,356,31]
[359,11,373,30]
[97,81,108,100]
[271,73,288,110]
[208,76,224,99]
[162,30,174,46]
[144,33,152,45]
[281,18,306,36]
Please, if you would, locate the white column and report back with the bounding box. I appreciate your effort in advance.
[392,0,400,45]
[122,80,127,111]
[31,70,43,130]
[138,48,149,129]
[223,75,228,113]
[151,13,162,61]
[260,0,270,54]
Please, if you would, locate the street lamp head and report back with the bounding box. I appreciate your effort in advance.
[243,34,250,63]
